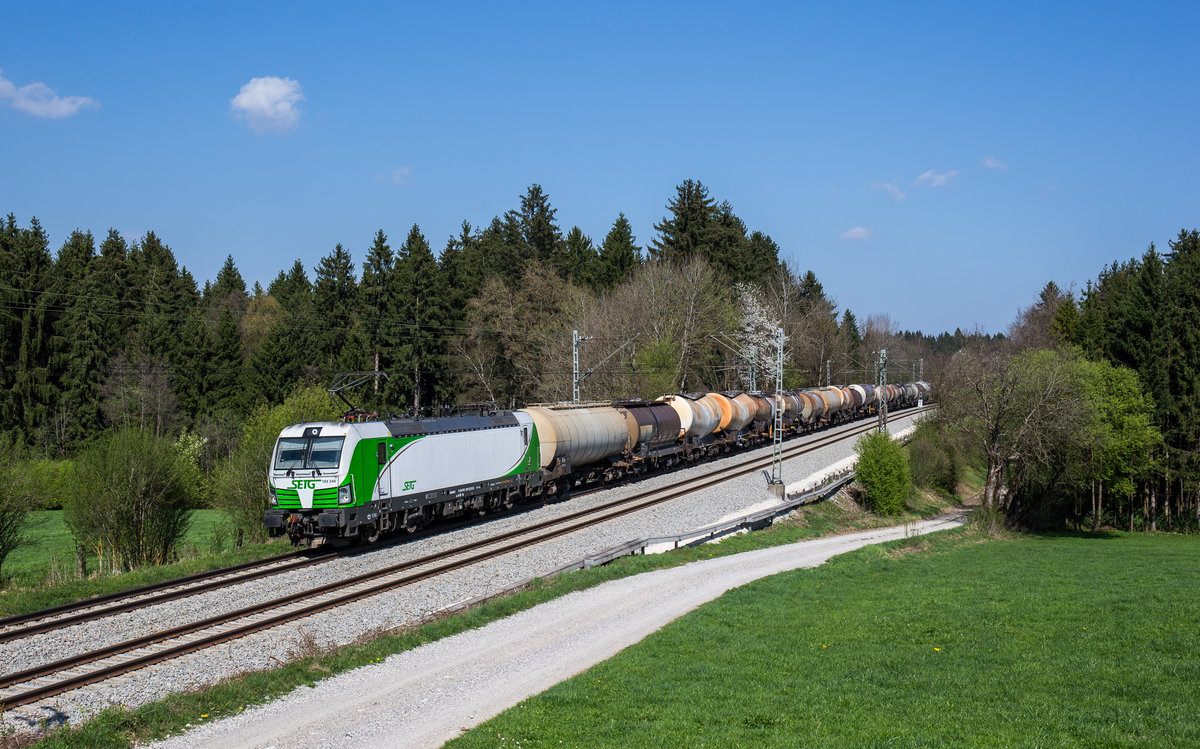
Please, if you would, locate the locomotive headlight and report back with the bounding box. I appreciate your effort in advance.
[268,486,278,506]
[338,485,354,505]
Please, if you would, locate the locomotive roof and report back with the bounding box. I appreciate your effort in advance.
[382,411,521,437]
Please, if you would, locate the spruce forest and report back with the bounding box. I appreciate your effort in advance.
[0,180,974,458]
[2,179,1198,550]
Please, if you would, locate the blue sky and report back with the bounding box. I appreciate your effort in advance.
[3,1,1198,334]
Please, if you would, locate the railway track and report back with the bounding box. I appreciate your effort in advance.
[0,551,321,642]
[0,406,932,710]
[0,407,915,644]
[0,494,561,643]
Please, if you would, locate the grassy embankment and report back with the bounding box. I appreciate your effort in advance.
[19,476,968,747]
[0,511,291,617]
[451,529,1200,747]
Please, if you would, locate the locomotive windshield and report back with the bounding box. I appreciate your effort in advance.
[274,436,345,470]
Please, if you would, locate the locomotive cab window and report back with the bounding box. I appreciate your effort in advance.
[377,442,388,465]
[274,436,346,470]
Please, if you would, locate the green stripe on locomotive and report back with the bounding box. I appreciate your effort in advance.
[506,423,540,477]
[342,434,424,507]
[333,425,541,509]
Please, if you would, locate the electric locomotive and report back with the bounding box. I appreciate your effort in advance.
[264,411,541,546]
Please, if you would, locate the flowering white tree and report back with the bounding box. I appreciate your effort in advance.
[736,283,784,389]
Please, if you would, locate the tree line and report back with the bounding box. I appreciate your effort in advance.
[0,178,1005,576]
[1,180,982,463]
[940,229,1200,532]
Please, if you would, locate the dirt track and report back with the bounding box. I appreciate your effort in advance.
[152,512,966,749]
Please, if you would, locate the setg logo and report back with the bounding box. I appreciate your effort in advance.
[403,480,416,491]
[291,479,320,490]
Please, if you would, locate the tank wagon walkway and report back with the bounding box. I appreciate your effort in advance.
[154,511,966,749]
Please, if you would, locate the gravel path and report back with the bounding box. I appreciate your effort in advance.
[3,411,925,734]
[150,509,966,749]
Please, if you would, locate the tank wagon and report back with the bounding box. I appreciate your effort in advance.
[265,382,931,546]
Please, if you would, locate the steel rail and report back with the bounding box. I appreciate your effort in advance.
[0,551,308,631]
[0,405,932,709]
[0,554,329,643]
[0,489,571,642]
[0,404,923,642]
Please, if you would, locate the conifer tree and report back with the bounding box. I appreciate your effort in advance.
[312,243,361,373]
[209,306,245,414]
[841,309,862,351]
[517,184,565,275]
[651,179,716,263]
[706,201,751,280]
[269,259,314,316]
[650,181,773,284]
[96,229,135,341]
[53,272,109,447]
[49,231,104,448]
[250,320,305,405]
[440,221,477,317]
[131,231,189,362]
[1165,230,1200,467]
[0,217,56,443]
[477,216,525,286]
[173,315,215,420]
[209,254,248,316]
[744,231,781,284]
[562,226,597,289]
[594,213,641,291]
[54,230,96,289]
[799,270,826,309]
[1132,247,1169,436]
[360,230,395,404]
[394,225,448,412]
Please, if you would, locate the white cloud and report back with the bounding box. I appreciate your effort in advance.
[0,70,98,118]
[230,76,304,133]
[982,156,1007,169]
[839,226,872,240]
[870,181,906,202]
[915,169,960,187]
[391,166,413,184]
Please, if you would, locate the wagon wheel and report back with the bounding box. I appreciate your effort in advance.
[364,521,381,544]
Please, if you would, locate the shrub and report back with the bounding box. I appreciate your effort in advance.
[907,420,960,496]
[0,436,33,583]
[855,431,912,515]
[64,429,196,571]
[213,385,340,542]
[26,457,75,509]
[174,429,210,508]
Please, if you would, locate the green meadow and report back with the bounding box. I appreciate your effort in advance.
[451,530,1200,748]
[0,511,290,617]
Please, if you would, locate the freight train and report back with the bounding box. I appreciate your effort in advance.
[264,383,930,546]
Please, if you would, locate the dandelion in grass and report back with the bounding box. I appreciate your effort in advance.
[934,648,941,652]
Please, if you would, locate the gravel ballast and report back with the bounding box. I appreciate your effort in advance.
[3,411,926,733]
[150,510,965,749]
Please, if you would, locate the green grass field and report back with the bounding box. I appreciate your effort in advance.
[24,486,962,748]
[0,511,291,617]
[450,530,1200,748]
